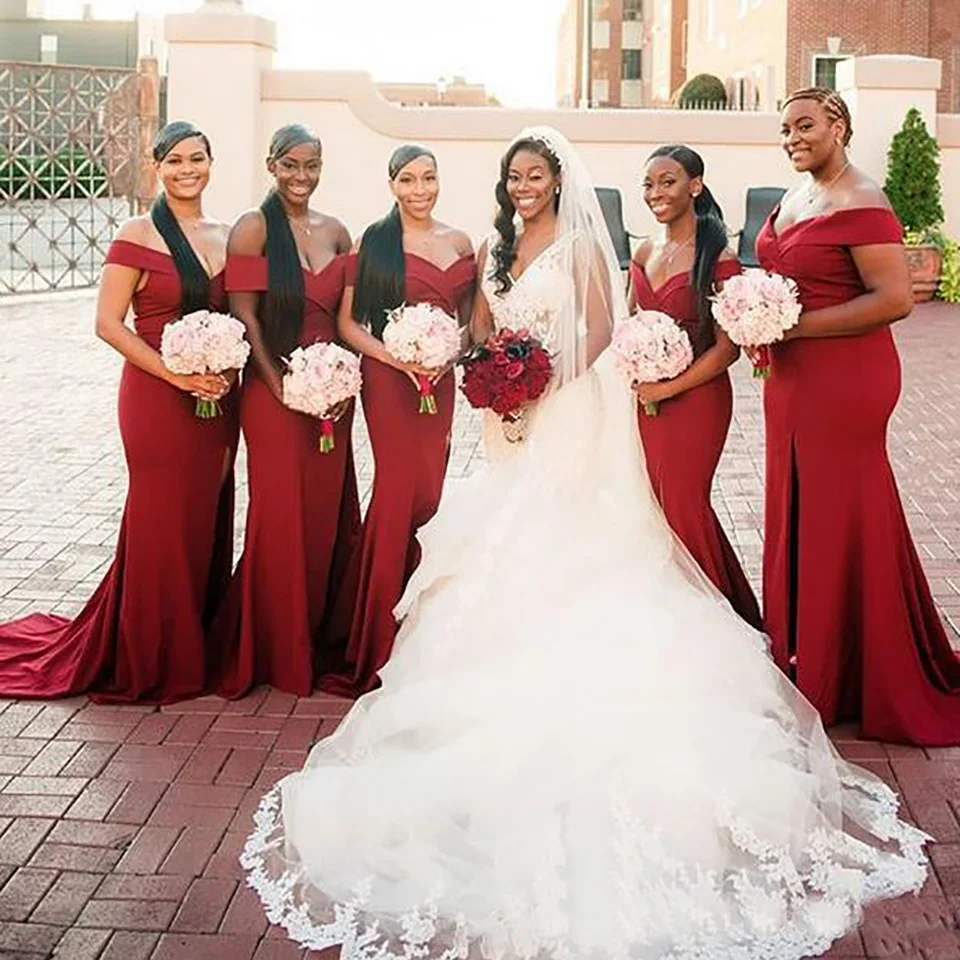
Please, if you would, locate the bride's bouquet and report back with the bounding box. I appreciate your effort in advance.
[611,310,692,416]
[382,303,462,414]
[711,269,801,378]
[160,309,251,418]
[282,342,362,453]
[459,328,553,441]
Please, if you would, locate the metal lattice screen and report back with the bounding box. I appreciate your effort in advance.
[0,61,141,294]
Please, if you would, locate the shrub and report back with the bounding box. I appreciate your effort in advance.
[883,108,943,234]
[678,74,727,109]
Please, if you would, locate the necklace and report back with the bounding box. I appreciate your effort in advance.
[660,234,694,267]
[805,161,850,205]
[289,216,311,237]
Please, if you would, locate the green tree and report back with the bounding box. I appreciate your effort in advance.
[883,107,943,233]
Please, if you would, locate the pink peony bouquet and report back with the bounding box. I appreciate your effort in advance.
[710,269,801,378]
[612,310,693,416]
[283,342,362,453]
[382,302,461,414]
[160,309,251,418]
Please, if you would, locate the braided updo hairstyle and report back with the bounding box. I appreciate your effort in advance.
[781,87,853,145]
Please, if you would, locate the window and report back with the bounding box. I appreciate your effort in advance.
[622,49,642,80]
[813,55,846,90]
[592,78,610,104]
[39,34,58,65]
[592,19,610,49]
[623,0,642,20]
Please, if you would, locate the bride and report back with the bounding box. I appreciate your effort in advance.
[242,127,928,960]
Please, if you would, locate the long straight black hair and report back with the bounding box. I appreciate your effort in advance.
[260,123,322,359]
[151,120,212,315]
[491,137,561,296]
[352,144,436,339]
[647,144,728,352]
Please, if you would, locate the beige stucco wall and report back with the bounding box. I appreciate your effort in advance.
[165,8,960,245]
[685,0,788,109]
[255,69,792,245]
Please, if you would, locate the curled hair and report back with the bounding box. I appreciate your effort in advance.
[353,144,437,339]
[150,120,212,314]
[260,124,323,359]
[782,87,853,145]
[491,138,561,296]
[647,144,728,353]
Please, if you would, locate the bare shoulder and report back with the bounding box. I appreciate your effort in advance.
[315,213,352,253]
[227,208,267,254]
[631,237,654,268]
[718,246,739,264]
[113,215,154,245]
[834,171,891,212]
[435,222,474,257]
[210,220,231,245]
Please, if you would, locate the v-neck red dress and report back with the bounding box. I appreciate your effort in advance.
[211,254,361,698]
[0,239,239,703]
[327,251,476,696]
[630,258,761,629]
[757,205,960,744]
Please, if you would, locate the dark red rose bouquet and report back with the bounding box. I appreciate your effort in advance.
[459,328,553,423]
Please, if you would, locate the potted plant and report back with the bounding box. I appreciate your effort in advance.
[883,107,944,303]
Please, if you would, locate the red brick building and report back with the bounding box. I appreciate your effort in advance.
[684,0,959,112]
[556,0,647,107]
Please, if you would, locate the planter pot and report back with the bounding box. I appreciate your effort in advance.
[905,243,942,303]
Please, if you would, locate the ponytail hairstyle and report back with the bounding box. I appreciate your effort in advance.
[781,86,853,145]
[151,120,213,315]
[260,123,322,359]
[491,137,562,296]
[352,144,437,339]
[647,144,728,352]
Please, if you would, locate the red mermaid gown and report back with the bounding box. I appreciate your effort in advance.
[327,252,477,696]
[630,259,762,629]
[0,240,238,703]
[211,254,361,698]
[757,205,960,744]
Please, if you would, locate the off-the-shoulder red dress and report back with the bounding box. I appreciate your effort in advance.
[327,252,476,695]
[757,205,960,744]
[211,254,361,698]
[0,240,239,703]
[630,257,761,629]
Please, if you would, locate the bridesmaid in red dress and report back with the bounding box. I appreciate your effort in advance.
[212,124,360,698]
[757,88,960,744]
[0,120,238,703]
[331,145,476,694]
[628,145,761,629]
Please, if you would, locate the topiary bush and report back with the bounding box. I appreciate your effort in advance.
[678,74,727,109]
[883,107,943,234]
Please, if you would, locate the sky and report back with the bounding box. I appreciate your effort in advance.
[40,0,569,107]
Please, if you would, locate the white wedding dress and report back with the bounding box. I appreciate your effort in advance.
[242,130,928,960]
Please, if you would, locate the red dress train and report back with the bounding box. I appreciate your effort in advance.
[757,206,960,744]
[211,255,361,699]
[0,240,238,703]
[327,252,476,696]
[630,259,762,629]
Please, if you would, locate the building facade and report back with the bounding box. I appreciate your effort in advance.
[684,0,960,112]
[556,0,647,107]
[0,0,143,70]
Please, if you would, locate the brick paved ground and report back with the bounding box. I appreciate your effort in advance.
[0,290,958,958]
